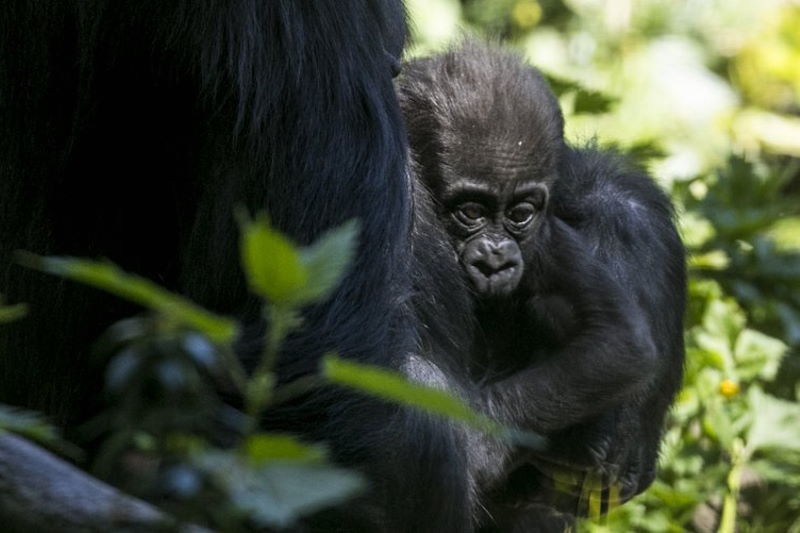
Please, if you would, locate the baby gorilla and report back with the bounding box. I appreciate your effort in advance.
[399,42,685,530]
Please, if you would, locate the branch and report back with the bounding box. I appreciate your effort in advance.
[0,433,210,532]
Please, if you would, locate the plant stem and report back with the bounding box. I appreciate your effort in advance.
[718,438,746,533]
[243,305,301,434]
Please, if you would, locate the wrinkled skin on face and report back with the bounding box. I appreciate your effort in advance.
[397,42,565,301]
[444,180,549,298]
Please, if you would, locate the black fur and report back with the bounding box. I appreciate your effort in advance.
[0,3,483,532]
[0,6,684,531]
[398,42,686,530]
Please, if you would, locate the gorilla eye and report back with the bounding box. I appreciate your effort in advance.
[456,203,485,224]
[507,203,535,225]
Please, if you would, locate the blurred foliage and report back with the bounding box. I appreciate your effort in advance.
[0,405,80,459]
[407,0,800,530]
[19,217,373,529]
[8,215,523,530]
[0,294,27,323]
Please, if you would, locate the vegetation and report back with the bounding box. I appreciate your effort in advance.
[2,214,535,530]
[1,1,798,530]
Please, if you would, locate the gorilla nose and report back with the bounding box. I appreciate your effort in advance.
[473,241,519,276]
[463,238,524,297]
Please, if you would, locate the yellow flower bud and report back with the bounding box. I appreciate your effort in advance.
[512,1,542,30]
[719,379,740,398]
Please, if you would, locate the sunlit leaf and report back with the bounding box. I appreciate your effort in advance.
[701,404,737,449]
[689,250,730,270]
[746,387,800,454]
[243,433,327,465]
[733,328,787,381]
[238,213,359,308]
[733,109,800,157]
[690,330,731,371]
[702,299,745,347]
[769,217,800,252]
[646,480,702,509]
[296,219,360,305]
[322,354,544,448]
[238,211,308,305]
[750,452,800,486]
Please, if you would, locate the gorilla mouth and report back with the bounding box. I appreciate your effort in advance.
[467,263,522,297]
[474,260,516,278]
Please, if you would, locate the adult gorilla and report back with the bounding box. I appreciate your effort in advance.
[0,2,478,531]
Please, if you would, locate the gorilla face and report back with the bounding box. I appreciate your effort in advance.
[444,180,549,298]
[397,42,563,301]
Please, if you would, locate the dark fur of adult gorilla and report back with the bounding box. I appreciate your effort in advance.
[0,3,486,532]
[398,42,686,531]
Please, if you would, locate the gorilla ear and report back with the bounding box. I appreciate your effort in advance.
[530,183,549,211]
[385,49,402,78]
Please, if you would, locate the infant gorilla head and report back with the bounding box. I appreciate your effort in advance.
[399,41,564,299]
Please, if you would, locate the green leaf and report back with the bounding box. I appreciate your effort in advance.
[296,219,360,305]
[647,480,703,509]
[321,354,543,448]
[541,73,616,114]
[623,140,668,164]
[733,328,787,381]
[542,73,582,97]
[323,354,487,428]
[572,88,616,114]
[245,371,277,415]
[702,299,746,345]
[769,216,800,252]
[238,211,308,305]
[199,452,364,528]
[238,213,359,307]
[17,254,238,344]
[680,212,716,249]
[243,433,327,465]
[701,399,737,448]
[0,303,27,323]
[689,331,730,371]
[689,250,730,270]
[749,452,800,486]
[694,368,724,400]
[0,405,81,459]
[0,404,59,443]
[746,387,800,454]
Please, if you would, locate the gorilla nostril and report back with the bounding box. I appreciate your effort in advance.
[474,258,517,277]
[498,260,518,272]
[474,260,495,277]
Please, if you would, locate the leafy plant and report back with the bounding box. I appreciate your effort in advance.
[14,211,531,529]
